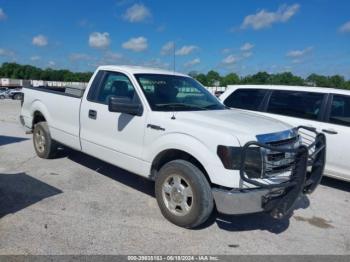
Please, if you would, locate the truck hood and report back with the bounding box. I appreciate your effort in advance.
[174,109,293,143]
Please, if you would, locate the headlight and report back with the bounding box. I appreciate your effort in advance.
[217,145,263,178]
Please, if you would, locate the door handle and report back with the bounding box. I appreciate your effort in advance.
[88,110,97,119]
[322,129,338,135]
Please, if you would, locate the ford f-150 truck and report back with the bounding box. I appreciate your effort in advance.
[20,65,326,228]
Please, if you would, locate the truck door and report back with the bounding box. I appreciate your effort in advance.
[80,70,149,176]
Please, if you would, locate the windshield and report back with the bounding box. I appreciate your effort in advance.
[134,74,226,111]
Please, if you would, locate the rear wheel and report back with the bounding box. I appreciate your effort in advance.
[155,160,213,228]
[13,93,22,100]
[33,122,58,159]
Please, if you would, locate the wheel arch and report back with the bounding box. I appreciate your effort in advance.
[32,110,46,127]
[29,100,52,129]
[150,148,212,184]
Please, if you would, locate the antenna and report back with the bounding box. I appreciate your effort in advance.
[173,42,176,73]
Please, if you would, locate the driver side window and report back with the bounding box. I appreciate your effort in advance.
[95,71,138,105]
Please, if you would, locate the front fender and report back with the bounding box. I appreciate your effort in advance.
[144,132,241,188]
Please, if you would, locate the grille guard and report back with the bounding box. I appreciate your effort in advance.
[239,126,326,219]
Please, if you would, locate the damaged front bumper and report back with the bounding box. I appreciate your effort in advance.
[213,126,326,219]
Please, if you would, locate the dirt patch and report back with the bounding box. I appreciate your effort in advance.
[294,215,334,229]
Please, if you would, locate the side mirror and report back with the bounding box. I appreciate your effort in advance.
[108,96,143,116]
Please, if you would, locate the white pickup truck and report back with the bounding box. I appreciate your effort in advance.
[20,65,326,228]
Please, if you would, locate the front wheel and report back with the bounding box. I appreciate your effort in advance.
[33,122,58,159]
[0,95,5,99]
[155,160,214,228]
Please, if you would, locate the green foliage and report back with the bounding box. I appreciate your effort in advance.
[195,73,209,86]
[221,73,240,86]
[191,70,350,90]
[306,73,349,89]
[242,72,271,84]
[1,62,349,90]
[0,62,93,82]
[206,70,221,86]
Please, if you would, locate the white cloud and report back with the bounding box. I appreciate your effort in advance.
[175,45,198,56]
[222,48,232,54]
[241,4,300,30]
[32,35,48,47]
[292,59,301,64]
[122,36,148,52]
[30,56,41,61]
[0,48,15,57]
[69,53,91,61]
[184,58,200,67]
[286,46,313,58]
[97,51,125,65]
[142,58,169,69]
[48,61,56,67]
[160,41,175,55]
[89,32,110,49]
[338,21,350,33]
[123,4,151,23]
[222,54,239,65]
[91,51,129,67]
[0,8,7,20]
[156,24,166,32]
[240,42,254,51]
[104,51,123,61]
[242,52,253,58]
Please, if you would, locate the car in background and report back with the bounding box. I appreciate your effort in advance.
[0,91,6,99]
[0,88,8,99]
[0,88,23,100]
[220,85,350,182]
[8,89,23,100]
[214,90,224,97]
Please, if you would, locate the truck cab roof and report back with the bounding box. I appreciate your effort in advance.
[97,65,187,77]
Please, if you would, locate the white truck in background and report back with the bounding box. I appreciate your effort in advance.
[20,65,326,228]
[220,85,350,182]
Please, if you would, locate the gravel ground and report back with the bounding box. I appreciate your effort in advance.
[0,99,349,255]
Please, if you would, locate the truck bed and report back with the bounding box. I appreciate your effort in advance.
[26,86,85,98]
[21,86,83,150]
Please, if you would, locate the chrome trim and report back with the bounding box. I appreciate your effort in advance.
[256,129,297,144]
[255,129,300,178]
[212,188,269,215]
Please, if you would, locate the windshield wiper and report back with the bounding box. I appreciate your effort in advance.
[203,103,222,109]
[156,103,209,110]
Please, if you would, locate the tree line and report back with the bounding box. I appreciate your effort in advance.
[189,70,350,89]
[1,62,349,89]
[0,63,92,82]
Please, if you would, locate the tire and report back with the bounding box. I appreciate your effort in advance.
[155,160,214,228]
[0,95,5,99]
[13,93,22,100]
[33,122,58,159]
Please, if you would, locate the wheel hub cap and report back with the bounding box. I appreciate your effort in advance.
[171,188,184,203]
[34,129,46,153]
[162,175,193,216]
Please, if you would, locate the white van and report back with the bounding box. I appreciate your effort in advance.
[220,85,350,182]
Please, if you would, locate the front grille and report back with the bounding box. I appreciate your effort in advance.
[263,136,299,177]
[267,152,285,162]
[266,135,298,147]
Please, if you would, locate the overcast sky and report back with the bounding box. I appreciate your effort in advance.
[0,0,349,78]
